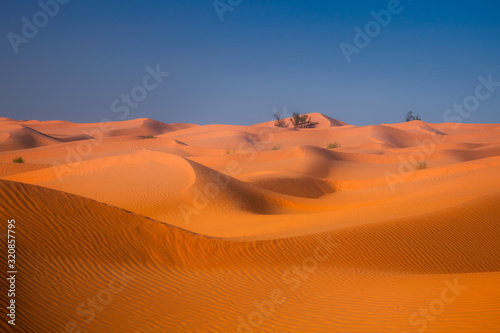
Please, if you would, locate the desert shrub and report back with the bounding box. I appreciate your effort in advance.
[290,112,312,128]
[273,111,289,128]
[145,134,155,139]
[327,142,340,149]
[225,148,235,155]
[416,161,427,170]
[405,111,421,122]
[271,145,281,150]
[12,157,24,163]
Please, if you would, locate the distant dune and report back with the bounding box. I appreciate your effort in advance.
[1,114,499,332]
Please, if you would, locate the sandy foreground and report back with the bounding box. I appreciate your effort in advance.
[0,113,499,332]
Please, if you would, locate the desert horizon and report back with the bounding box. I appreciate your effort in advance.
[1,112,499,332]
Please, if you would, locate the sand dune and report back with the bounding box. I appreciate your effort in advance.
[0,162,53,177]
[1,114,499,332]
[1,179,499,332]
[100,118,196,137]
[0,118,196,153]
[0,125,63,151]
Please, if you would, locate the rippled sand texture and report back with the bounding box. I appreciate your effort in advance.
[1,113,499,332]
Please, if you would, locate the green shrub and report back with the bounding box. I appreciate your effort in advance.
[225,148,235,155]
[271,145,281,151]
[416,161,427,170]
[145,134,155,139]
[12,157,24,163]
[290,112,312,128]
[327,142,340,149]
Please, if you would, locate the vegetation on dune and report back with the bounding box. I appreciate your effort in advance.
[290,112,312,128]
[145,134,156,139]
[274,111,318,128]
[416,161,427,170]
[12,157,25,163]
[271,145,281,151]
[273,111,289,128]
[405,111,421,122]
[327,142,340,149]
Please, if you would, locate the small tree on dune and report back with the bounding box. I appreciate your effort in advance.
[290,112,312,128]
[273,111,289,128]
[405,111,421,122]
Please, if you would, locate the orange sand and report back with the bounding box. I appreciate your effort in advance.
[0,113,499,332]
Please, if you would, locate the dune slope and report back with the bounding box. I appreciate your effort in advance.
[1,179,500,332]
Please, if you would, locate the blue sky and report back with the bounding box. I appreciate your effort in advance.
[1,0,499,126]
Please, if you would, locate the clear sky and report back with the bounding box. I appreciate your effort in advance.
[1,0,499,126]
